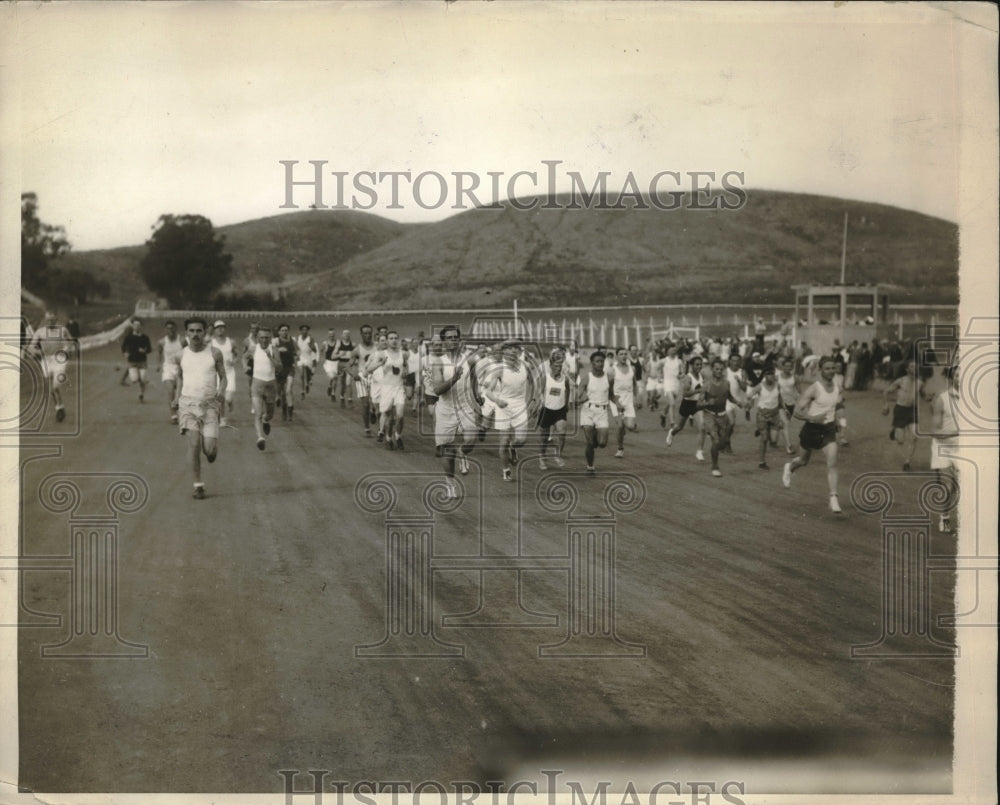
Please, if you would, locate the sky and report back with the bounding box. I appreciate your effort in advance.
[2,1,995,252]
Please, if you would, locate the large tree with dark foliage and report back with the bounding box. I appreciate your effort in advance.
[140,214,234,307]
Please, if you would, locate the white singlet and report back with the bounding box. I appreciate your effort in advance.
[180,347,219,400]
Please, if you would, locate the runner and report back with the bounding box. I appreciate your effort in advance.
[697,357,743,477]
[782,356,847,513]
[576,350,619,474]
[725,352,749,452]
[248,326,280,451]
[929,364,961,533]
[422,334,443,413]
[882,359,924,471]
[335,329,354,406]
[28,311,74,423]
[664,355,707,461]
[627,344,644,410]
[241,322,260,408]
[350,324,377,436]
[608,347,638,458]
[371,330,409,450]
[155,320,185,423]
[174,317,227,499]
[776,356,801,456]
[367,333,389,442]
[483,341,533,481]
[118,318,135,386]
[121,318,152,402]
[296,324,318,400]
[538,346,571,470]
[430,325,478,498]
[273,323,298,421]
[321,328,340,401]
[657,343,684,431]
[210,320,237,426]
[746,364,782,469]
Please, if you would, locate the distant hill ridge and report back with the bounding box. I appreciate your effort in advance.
[58,190,957,308]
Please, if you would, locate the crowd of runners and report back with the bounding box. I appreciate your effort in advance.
[22,313,962,530]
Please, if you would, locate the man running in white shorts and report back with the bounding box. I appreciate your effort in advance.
[657,343,684,431]
[296,324,318,400]
[929,364,961,532]
[210,320,237,426]
[608,347,638,458]
[175,317,227,499]
[350,324,377,436]
[371,330,409,450]
[156,320,185,423]
[746,364,782,469]
[776,356,800,456]
[576,350,620,474]
[28,311,75,423]
[249,326,280,451]
[483,341,533,481]
[431,325,479,497]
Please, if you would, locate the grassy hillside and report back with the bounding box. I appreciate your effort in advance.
[52,191,957,311]
[285,190,957,308]
[56,209,411,303]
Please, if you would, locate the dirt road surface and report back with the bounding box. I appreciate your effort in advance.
[15,343,956,795]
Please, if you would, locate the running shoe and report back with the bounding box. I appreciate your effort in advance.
[458,454,470,475]
[170,413,179,424]
[758,462,769,470]
[614,448,624,458]
[192,485,206,500]
[395,436,404,451]
[829,495,842,514]
[586,465,596,475]
[55,407,66,422]
[551,455,566,468]
[539,457,548,470]
[782,462,792,488]
[502,468,513,482]
[665,430,674,447]
[903,463,911,472]
[695,450,705,461]
[256,438,266,451]
[445,478,459,500]
[939,516,951,533]
[711,469,722,477]
[377,431,384,443]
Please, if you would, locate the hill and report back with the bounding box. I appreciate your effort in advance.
[54,191,958,310]
[56,209,412,303]
[285,190,958,308]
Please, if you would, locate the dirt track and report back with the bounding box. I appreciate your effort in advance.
[17,343,955,794]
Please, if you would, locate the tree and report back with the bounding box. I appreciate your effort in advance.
[140,214,234,307]
[21,192,72,293]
